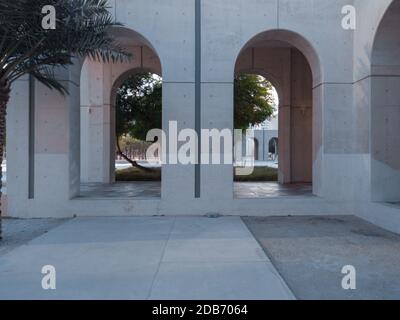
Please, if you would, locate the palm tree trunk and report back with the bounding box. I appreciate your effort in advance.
[116,136,155,173]
[0,82,10,240]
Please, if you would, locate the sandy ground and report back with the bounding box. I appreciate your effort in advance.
[243,215,400,300]
[0,218,68,257]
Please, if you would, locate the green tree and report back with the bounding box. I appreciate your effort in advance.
[0,0,129,239]
[234,74,275,130]
[115,72,161,171]
[115,73,275,170]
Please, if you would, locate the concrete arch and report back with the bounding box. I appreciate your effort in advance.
[80,27,162,117]
[370,0,400,202]
[80,26,163,184]
[253,138,260,161]
[234,29,315,186]
[108,27,160,58]
[112,67,161,92]
[370,0,400,76]
[110,67,162,111]
[73,26,161,77]
[234,29,322,86]
[269,137,278,155]
[368,0,399,63]
[110,25,166,77]
[109,68,163,177]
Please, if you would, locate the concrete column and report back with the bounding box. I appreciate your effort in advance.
[278,49,313,185]
[370,0,400,202]
[162,82,196,201]
[34,63,81,203]
[371,76,400,202]
[290,49,313,183]
[312,84,324,197]
[315,82,355,200]
[5,77,30,217]
[200,83,234,202]
[80,60,113,184]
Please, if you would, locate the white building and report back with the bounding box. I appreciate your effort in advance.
[5,0,400,234]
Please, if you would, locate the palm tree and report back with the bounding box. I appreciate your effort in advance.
[0,0,129,239]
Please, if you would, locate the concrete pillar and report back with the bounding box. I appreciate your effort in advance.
[162,82,196,201]
[290,49,313,183]
[80,60,113,184]
[371,76,400,202]
[6,77,30,217]
[370,0,400,202]
[312,84,324,197]
[199,83,234,202]
[34,63,81,203]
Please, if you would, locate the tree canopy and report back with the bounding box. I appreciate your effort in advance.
[116,72,162,141]
[234,74,275,130]
[115,73,276,144]
[0,0,128,94]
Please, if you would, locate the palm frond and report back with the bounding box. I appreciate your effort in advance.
[0,0,131,93]
[30,66,69,95]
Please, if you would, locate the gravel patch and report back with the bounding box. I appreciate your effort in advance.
[242,215,400,300]
[0,218,69,257]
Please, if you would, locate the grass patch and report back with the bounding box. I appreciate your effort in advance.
[116,165,277,182]
[116,167,161,181]
[234,166,278,182]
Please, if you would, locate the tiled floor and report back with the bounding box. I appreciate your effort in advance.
[79,182,313,199]
[234,182,313,198]
[79,182,161,199]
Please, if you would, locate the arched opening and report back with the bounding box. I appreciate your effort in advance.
[234,30,319,198]
[269,137,278,160]
[253,138,259,161]
[233,73,279,183]
[113,71,162,184]
[79,27,162,199]
[371,0,400,203]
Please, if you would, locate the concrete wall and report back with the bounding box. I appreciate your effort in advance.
[5,0,400,234]
[370,0,400,202]
[6,76,30,217]
[351,0,400,233]
[241,130,278,162]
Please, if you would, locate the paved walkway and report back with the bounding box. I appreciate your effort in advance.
[0,217,294,300]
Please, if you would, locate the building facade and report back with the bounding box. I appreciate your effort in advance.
[5,0,400,234]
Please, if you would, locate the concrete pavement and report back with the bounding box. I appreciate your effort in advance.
[0,217,294,300]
